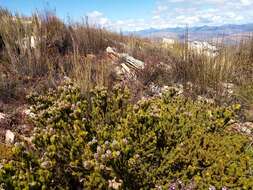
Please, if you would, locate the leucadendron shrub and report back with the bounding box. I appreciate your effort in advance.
[1,79,253,190]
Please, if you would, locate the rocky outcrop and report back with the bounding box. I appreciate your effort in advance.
[197,95,215,104]
[149,83,184,97]
[106,47,145,79]
[231,122,253,136]
[188,41,218,57]
[161,39,219,57]
[162,38,176,48]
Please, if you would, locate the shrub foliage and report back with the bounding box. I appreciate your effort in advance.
[0,80,253,190]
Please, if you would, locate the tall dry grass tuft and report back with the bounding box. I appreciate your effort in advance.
[126,31,253,99]
[0,8,123,102]
[0,6,253,104]
[70,53,114,93]
[229,37,253,85]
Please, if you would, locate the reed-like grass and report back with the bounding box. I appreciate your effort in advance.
[0,7,253,104]
[0,8,124,102]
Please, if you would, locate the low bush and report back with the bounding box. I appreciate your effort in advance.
[0,80,253,190]
[0,144,12,160]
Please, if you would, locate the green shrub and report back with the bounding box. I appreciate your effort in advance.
[0,144,13,160]
[0,80,253,190]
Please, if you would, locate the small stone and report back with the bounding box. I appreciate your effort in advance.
[41,161,51,169]
[101,154,106,161]
[134,154,140,159]
[244,122,253,129]
[22,108,36,118]
[122,138,128,145]
[0,112,6,120]
[63,76,71,82]
[108,177,122,190]
[97,146,102,153]
[240,126,251,135]
[105,140,110,146]
[83,161,92,169]
[94,153,99,160]
[92,137,97,143]
[106,150,112,158]
[116,151,121,156]
[155,185,162,190]
[99,164,105,170]
[106,47,116,54]
[5,130,15,144]
[209,186,216,190]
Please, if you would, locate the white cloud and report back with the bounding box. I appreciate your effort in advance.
[85,0,253,31]
[157,5,168,12]
[86,11,151,31]
[152,15,161,19]
[150,0,253,28]
[86,11,111,27]
[87,11,103,18]
[240,0,252,6]
[86,11,110,26]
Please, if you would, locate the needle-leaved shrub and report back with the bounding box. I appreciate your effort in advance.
[1,79,253,190]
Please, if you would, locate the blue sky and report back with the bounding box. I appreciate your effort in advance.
[0,0,253,31]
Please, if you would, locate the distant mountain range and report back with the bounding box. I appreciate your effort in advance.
[126,23,253,44]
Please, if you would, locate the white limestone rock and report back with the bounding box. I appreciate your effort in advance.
[5,130,15,144]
